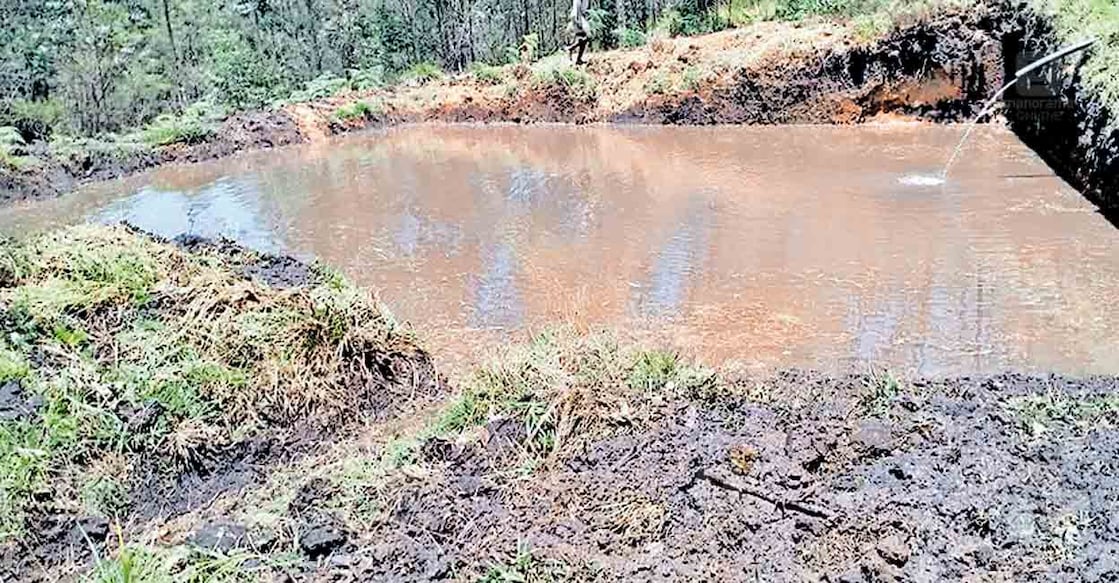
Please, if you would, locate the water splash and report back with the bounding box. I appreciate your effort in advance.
[899,174,945,187]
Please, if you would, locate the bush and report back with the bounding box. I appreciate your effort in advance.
[5,99,66,141]
[140,101,226,147]
[645,73,672,95]
[48,134,149,166]
[0,126,35,170]
[615,27,647,48]
[533,61,597,100]
[286,72,351,104]
[471,64,505,85]
[349,66,386,91]
[402,62,443,84]
[333,100,379,121]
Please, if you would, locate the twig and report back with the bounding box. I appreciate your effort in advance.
[699,466,833,520]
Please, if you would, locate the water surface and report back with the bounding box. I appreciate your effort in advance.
[4,124,1117,376]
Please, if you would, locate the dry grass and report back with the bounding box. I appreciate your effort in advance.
[0,225,416,542]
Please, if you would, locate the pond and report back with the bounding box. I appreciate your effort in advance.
[3,124,1117,376]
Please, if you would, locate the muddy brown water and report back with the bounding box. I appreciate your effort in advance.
[3,124,1117,376]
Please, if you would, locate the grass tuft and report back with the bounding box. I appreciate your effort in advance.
[0,225,415,542]
[332,100,380,122]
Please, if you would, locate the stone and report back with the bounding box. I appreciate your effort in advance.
[853,419,893,454]
[300,525,347,558]
[876,534,911,566]
[189,521,247,552]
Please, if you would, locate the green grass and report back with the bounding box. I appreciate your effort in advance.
[0,225,413,542]
[860,370,902,416]
[0,125,37,170]
[140,101,226,147]
[480,545,572,583]
[1037,0,1119,116]
[402,62,444,84]
[532,60,597,100]
[332,100,379,121]
[284,72,351,104]
[84,543,301,583]
[471,64,505,86]
[1007,391,1119,436]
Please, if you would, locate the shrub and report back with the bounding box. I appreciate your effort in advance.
[0,126,30,169]
[6,99,66,140]
[471,63,505,85]
[533,62,597,100]
[615,27,647,48]
[645,73,672,95]
[349,66,386,91]
[402,62,443,84]
[333,100,379,121]
[286,72,351,104]
[140,101,226,147]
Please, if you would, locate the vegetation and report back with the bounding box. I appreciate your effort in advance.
[1,0,1116,162]
[0,225,413,542]
[332,100,380,122]
[1007,391,1119,436]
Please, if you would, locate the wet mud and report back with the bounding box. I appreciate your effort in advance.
[284,373,1119,582]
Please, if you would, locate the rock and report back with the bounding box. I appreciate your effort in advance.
[300,525,346,558]
[0,380,42,421]
[853,419,893,454]
[189,521,247,552]
[876,534,911,566]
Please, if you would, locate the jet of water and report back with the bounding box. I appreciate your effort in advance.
[941,38,1097,181]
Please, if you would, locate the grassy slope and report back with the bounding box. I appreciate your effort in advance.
[0,226,415,544]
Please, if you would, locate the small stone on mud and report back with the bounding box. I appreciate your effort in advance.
[853,419,893,454]
[189,521,247,552]
[0,380,42,421]
[876,534,911,566]
[300,525,347,558]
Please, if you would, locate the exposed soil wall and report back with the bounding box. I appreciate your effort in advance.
[1004,10,1119,213]
[1,6,1116,215]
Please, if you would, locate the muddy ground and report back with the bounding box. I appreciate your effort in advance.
[281,373,1118,582]
[0,230,443,582]
[27,370,1116,582]
[2,3,1116,213]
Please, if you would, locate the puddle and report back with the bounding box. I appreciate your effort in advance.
[3,124,1117,376]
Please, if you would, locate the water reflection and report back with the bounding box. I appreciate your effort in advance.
[635,195,715,318]
[93,177,284,253]
[3,124,1118,376]
[470,241,523,328]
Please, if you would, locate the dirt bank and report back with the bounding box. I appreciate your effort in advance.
[1004,11,1119,214]
[3,4,1116,213]
[0,111,303,204]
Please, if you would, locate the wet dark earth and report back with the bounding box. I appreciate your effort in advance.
[158,373,1118,582]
